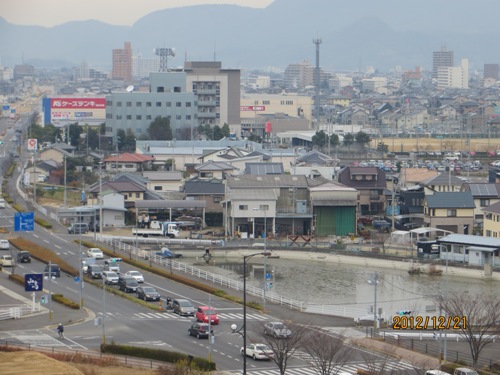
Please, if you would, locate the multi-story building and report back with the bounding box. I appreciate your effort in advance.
[484,64,499,80]
[182,61,241,134]
[284,61,314,89]
[437,59,469,89]
[432,46,454,79]
[240,93,313,123]
[112,42,133,83]
[133,54,160,79]
[105,72,198,138]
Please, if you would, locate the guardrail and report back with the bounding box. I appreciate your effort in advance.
[97,236,306,311]
[0,303,41,321]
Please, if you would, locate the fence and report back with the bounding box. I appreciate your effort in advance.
[0,303,41,321]
[370,329,499,371]
[97,236,306,311]
[0,339,167,370]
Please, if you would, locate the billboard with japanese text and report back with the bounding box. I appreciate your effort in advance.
[42,97,106,126]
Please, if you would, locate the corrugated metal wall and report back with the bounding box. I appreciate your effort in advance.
[315,206,355,236]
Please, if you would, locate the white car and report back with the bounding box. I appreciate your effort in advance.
[264,321,292,338]
[0,239,10,250]
[102,271,119,285]
[125,270,144,283]
[241,343,274,360]
[87,248,104,259]
[0,255,13,267]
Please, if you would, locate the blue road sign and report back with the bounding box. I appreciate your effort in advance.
[266,273,271,280]
[14,212,35,232]
[74,276,80,283]
[25,273,43,292]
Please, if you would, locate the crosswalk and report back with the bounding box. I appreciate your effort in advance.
[104,311,268,321]
[234,360,416,375]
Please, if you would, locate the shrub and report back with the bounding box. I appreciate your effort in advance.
[52,294,80,309]
[35,217,53,229]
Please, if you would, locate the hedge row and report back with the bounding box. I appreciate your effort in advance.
[101,343,216,371]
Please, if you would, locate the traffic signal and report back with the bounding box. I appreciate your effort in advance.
[40,295,46,304]
[398,310,411,316]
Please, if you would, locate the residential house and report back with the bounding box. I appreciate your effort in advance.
[461,183,500,224]
[244,163,284,175]
[482,201,500,239]
[143,171,183,193]
[38,146,73,165]
[88,180,146,209]
[183,178,225,226]
[424,192,475,234]
[291,149,337,180]
[337,166,387,216]
[103,152,154,173]
[437,234,500,267]
[195,160,237,180]
[420,173,464,195]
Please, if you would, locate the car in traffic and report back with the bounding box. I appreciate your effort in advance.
[86,264,103,279]
[196,306,219,325]
[172,299,195,316]
[68,222,89,234]
[118,275,140,293]
[136,286,161,301]
[0,255,14,267]
[188,323,213,339]
[0,239,10,250]
[125,270,144,283]
[44,264,61,277]
[87,247,104,259]
[263,321,292,338]
[102,271,119,285]
[16,251,31,263]
[241,343,274,360]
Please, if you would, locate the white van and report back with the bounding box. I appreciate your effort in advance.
[0,198,5,208]
[454,368,479,375]
[426,370,451,375]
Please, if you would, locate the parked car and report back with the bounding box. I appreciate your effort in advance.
[102,271,119,285]
[241,343,274,360]
[44,264,61,277]
[0,239,10,250]
[125,270,144,283]
[172,299,195,316]
[0,255,14,267]
[68,223,89,234]
[454,369,479,375]
[196,306,219,325]
[264,322,292,338]
[86,264,103,279]
[136,286,161,301]
[188,323,213,339]
[372,219,391,229]
[87,247,104,259]
[118,275,140,293]
[16,251,31,263]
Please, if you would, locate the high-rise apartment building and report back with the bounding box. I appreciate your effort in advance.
[284,61,314,89]
[133,54,161,79]
[432,47,454,79]
[484,64,499,80]
[437,58,469,89]
[112,42,133,83]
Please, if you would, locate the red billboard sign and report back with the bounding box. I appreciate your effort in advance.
[265,122,272,133]
[241,106,265,111]
[51,98,106,109]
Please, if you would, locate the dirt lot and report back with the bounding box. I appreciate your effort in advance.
[377,137,500,153]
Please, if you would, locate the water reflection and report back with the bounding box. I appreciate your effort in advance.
[188,257,500,318]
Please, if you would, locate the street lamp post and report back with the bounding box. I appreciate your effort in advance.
[253,207,269,308]
[368,272,379,332]
[231,251,271,375]
[432,243,449,367]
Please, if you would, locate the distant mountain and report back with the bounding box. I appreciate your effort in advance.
[1,0,500,71]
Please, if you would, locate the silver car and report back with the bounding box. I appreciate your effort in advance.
[264,322,292,338]
[102,271,119,284]
[172,299,195,316]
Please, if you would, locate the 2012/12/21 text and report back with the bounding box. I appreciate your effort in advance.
[392,316,467,330]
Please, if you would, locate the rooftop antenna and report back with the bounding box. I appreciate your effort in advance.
[126,85,134,93]
[154,47,176,72]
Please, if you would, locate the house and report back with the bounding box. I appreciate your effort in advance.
[88,180,146,209]
[424,192,475,234]
[103,152,155,173]
[38,146,73,165]
[143,171,183,193]
[337,166,387,216]
[195,160,237,180]
[461,183,500,224]
[244,162,284,175]
[183,178,225,225]
[420,173,464,195]
[482,201,500,238]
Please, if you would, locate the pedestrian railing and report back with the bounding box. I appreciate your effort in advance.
[97,236,306,311]
[0,303,41,321]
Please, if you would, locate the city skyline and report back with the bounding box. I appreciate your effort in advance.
[2,0,273,27]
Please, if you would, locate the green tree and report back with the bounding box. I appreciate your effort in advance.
[30,123,62,144]
[68,123,83,146]
[343,133,354,147]
[248,133,262,143]
[116,129,126,151]
[122,129,136,152]
[221,123,230,138]
[312,130,329,150]
[355,131,371,146]
[147,117,172,140]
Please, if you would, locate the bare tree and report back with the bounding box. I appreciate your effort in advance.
[406,354,438,375]
[359,343,401,375]
[302,328,352,375]
[251,321,308,375]
[438,292,500,368]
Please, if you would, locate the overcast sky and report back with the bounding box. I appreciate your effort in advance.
[3,0,274,27]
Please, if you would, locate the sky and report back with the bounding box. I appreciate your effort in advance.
[2,0,274,27]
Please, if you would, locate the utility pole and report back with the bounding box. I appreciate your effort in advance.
[313,38,322,128]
